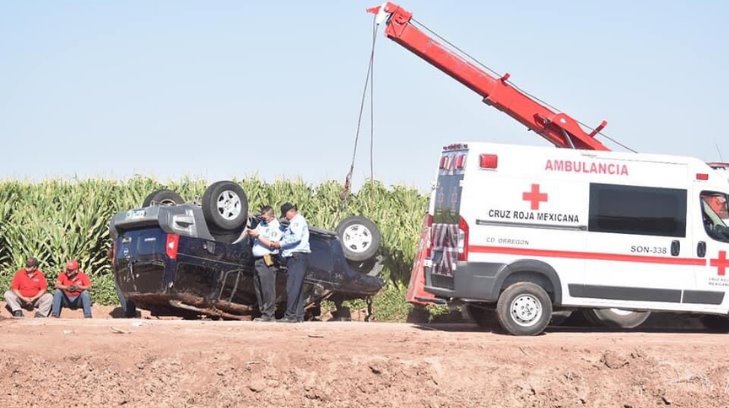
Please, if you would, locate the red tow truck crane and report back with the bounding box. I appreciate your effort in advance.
[365,2,615,304]
[367,2,610,152]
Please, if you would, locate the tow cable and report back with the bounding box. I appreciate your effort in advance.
[341,15,379,207]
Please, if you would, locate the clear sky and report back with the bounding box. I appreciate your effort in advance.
[1,1,727,192]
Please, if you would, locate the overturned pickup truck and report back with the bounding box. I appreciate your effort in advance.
[109,181,384,319]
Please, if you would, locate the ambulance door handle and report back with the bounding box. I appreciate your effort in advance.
[697,241,706,258]
[670,240,680,256]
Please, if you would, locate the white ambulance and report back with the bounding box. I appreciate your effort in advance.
[422,142,729,335]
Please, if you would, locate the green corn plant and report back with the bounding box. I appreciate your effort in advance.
[0,177,429,309]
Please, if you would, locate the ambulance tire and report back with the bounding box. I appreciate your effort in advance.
[142,189,185,207]
[202,181,249,232]
[495,282,553,336]
[466,304,497,329]
[700,315,729,332]
[582,308,650,329]
[335,216,381,262]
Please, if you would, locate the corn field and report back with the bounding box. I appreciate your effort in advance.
[0,177,427,312]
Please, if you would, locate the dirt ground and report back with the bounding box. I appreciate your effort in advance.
[1,303,728,408]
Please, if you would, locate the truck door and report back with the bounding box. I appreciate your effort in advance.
[692,190,729,311]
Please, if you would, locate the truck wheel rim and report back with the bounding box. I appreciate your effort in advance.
[158,198,177,206]
[216,190,241,220]
[510,294,542,327]
[342,224,372,253]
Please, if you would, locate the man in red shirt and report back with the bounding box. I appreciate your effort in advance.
[3,257,53,318]
[51,259,93,318]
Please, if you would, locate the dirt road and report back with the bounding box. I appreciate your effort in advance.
[1,311,728,408]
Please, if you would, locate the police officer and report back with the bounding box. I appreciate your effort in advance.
[268,202,310,323]
[247,205,282,322]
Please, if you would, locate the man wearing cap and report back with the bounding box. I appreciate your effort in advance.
[247,205,282,322]
[267,202,311,323]
[3,257,53,318]
[51,259,93,318]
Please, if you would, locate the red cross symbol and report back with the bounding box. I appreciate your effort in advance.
[710,250,729,276]
[522,184,548,210]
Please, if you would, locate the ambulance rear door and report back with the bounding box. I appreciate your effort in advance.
[427,144,468,289]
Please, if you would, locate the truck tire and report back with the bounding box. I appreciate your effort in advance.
[466,304,496,329]
[202,181,248,232]
[142,189,184,207]
[495,282,552,336]
[335,216,381,262]
[582,308,650,329]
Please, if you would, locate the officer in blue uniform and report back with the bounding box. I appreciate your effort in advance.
[247,205,281,322]
[269,202,310,323]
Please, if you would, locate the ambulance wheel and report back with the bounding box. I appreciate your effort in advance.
[495,282,552,336]
[466,304,497,329]
[336,216,381,262]
[701,315,729,332]
[582,308,650,329]
[142,189,184,207]
[202,181,248,231]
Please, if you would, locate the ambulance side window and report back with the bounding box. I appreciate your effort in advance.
[588,183,687,237]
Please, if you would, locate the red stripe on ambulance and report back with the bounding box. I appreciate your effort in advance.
[469,245,707,266]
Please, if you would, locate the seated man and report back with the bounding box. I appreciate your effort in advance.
[3,257,53,318]
[51,259,93,318]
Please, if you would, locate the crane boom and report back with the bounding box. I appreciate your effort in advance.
[368,2,610,151]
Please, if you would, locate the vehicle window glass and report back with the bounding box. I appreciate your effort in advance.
[127,230,165,255]
[588,183,686,237]
[700,191,729,243]
[433,151,465,225]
